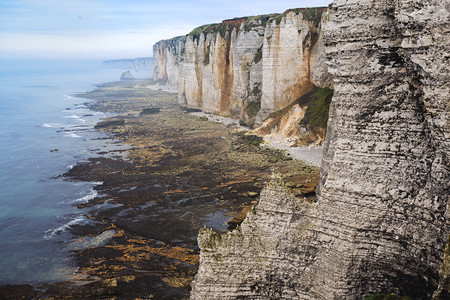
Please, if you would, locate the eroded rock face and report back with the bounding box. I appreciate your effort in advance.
[190,1,449,299]
[153,36,185,89]
[191,175,315,299]
[153,8,332,129]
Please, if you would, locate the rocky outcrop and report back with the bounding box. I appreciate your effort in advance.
[191,175,316,299]
[153,36,185,89]
[120,71,135,81]
[190,1,449,299]
[153,8,332,141]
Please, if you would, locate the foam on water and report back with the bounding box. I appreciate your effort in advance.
[63,114,81,119]
[90,181,104,185]
[44,215,86,239]
[63,133,82,138]
[0,59,134,284]
[68,189,99,204]
[42,123,63,128]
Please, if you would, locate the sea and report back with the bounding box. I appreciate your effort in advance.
[0,59,152,284]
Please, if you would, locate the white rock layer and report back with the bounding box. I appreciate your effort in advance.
[153,9,332,127]
[190,1,449,299]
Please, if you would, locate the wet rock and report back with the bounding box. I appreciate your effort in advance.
[227,205,252,230]
[94,119,125,129]
[0,284,37,300]
[140,107,160,115]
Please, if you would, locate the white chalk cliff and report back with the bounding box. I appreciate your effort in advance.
[153,8,332,145]
[189,0,450,299]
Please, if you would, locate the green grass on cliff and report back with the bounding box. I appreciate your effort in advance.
[245,82,262,119]
[203,45,211,65]
[298,85,333,129]
[188,21,237,41]
[253,46,263,64]
[243,14,277,31]
[263,85,333,133]
[275,7,326,26]
[187,7,326,42]
[246,101,261,119]
[188,23,217,40]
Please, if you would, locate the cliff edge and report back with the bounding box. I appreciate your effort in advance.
[153,8,333,146]
[190,0,449,299]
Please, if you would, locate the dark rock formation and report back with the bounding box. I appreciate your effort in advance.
[140,107,160,115]
[120,71,135,81]
[94,119,125,128]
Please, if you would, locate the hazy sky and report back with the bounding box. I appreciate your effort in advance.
[0,0,333,60]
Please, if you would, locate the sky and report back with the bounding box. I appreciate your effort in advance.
[0,0,333,60]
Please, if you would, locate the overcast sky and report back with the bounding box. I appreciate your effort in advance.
[0,0,333,60]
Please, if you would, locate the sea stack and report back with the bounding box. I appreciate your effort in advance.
[120,70,135,81]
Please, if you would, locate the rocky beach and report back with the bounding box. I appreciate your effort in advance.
[1,1,447,298]
[1,79,320,299]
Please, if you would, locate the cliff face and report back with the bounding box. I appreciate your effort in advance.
[190,0,449,299]
[153,36,185,89]
[103,57,152,70]
[153,8,332,138]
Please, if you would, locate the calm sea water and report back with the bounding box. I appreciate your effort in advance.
[0,59,152,284]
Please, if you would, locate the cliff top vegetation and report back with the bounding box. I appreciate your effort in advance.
[187,7,327,42]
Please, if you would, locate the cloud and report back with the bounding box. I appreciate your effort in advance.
[0,24,192,59]
[0,0,333,59]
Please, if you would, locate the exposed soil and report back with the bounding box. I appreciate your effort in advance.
[0,80,319,299]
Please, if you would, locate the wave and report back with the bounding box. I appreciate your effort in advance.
[62,124,89,130]
[62,115,86,123]
[62,115,82,119]
[44,215,85,239]
[63,133,81,138]
[70,189,98,203]
[42,123,62,128]
[63,95,74,99]
[90,181,103,185]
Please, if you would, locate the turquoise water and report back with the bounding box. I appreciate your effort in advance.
[0,59,151,284]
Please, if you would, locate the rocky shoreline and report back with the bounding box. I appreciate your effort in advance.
[0,80,320,299]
